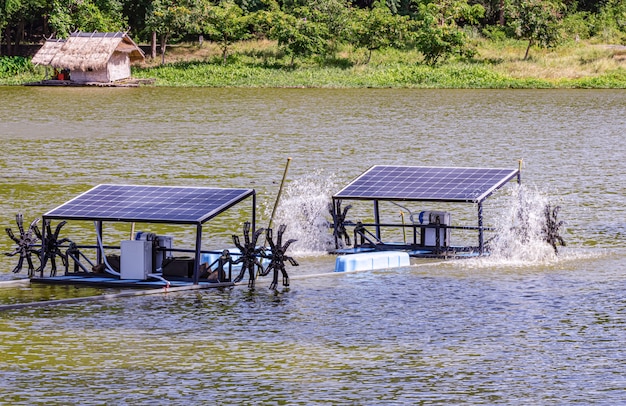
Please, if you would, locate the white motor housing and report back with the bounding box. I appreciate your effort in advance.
[120,240,153,280]
[419,211,451,247]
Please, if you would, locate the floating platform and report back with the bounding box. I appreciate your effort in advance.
[335,251,410,272]
[24,78,155,87]
[30,273,233,289]
[334,246,484,259]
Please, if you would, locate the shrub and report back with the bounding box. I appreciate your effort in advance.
[0,56,34,78]
[482,25,509,42]
[561,12,593,40]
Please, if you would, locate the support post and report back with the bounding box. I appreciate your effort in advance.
[435,220,441,254]
[478,202,484,254]
[332,198,339,249]
[374,200,381,241]
[193,224,203,285]
[252,192,257,234]
[96,221,103,265]
[40,217,47,277]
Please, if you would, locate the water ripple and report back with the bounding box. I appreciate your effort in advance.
[1,88,625,403]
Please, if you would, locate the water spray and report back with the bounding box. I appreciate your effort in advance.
[486,184,566,263]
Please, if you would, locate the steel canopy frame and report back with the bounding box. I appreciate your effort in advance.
[332,165,521,255]
[41,184,257,284]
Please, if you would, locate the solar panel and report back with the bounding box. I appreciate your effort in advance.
[334,166,519,203]
[44,184,255,224]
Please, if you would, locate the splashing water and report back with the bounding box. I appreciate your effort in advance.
[267,175,573,265]
[483,184,563,265]
[266,170,339,255]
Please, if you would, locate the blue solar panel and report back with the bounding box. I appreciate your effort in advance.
[44,184,255,224]
[334,166,519,203]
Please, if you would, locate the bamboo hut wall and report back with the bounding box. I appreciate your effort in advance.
[70,67,109,83]
[107,52,131,82]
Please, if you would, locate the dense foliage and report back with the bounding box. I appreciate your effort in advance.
[0,56,32,77]
[1,0,626,66]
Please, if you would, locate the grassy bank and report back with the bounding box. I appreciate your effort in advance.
[3,38,626,88]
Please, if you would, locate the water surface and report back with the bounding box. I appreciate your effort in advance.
[0,87,624,404]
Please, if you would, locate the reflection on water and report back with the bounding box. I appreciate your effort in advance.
[0,284,113,305]
[0,87,625,403]
[2,257,625,404]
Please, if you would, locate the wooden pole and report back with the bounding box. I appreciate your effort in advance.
[400,211,406,244]
[268,157,292,231]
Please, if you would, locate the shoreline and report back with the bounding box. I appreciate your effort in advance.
[2,39,625,89]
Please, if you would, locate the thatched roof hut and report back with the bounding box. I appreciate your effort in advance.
[32,32,145,83]
[30,39,65,66]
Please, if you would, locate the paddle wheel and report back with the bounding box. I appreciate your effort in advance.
[4,214,40,276]
[231,222,299,290]
[260,224,298,290]
[232,222,266,288]
[35,220,70,276]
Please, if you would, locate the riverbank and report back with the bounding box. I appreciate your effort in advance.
[2,38,626,88]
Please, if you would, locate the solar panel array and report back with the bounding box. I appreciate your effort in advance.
[44,184,254,224]
[334,166,519,203]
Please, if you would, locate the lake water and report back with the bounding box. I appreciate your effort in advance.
[0,86,625,404]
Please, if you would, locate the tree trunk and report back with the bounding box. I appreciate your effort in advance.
[524,39,533,60]
[4,26,11,56]
[151,31,157,59]
[499,0,505,26]
[160,34,168,65]
[15,20,24,53]
[43,16,50,38]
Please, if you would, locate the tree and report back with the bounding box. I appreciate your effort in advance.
[197,0,251,64]
[507,0,564,60]
[47,0,72,38]
[413,0,484,65]
[258,7,330,66]
[234,0,267,12]
[146,0,195,64]
[72,0,126,32]
[46,0,126,38]
[349,1,412,63]
[467,0,505,25]
[120,0,153,43]
[304,0,351,53]
[593,0,626,42]
[1,0,26,55]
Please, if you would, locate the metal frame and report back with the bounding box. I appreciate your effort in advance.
[41,185,256,285]
[331,166,521,257]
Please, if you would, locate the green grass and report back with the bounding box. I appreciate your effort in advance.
[2,38,626,88]
[132,60,606,89]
